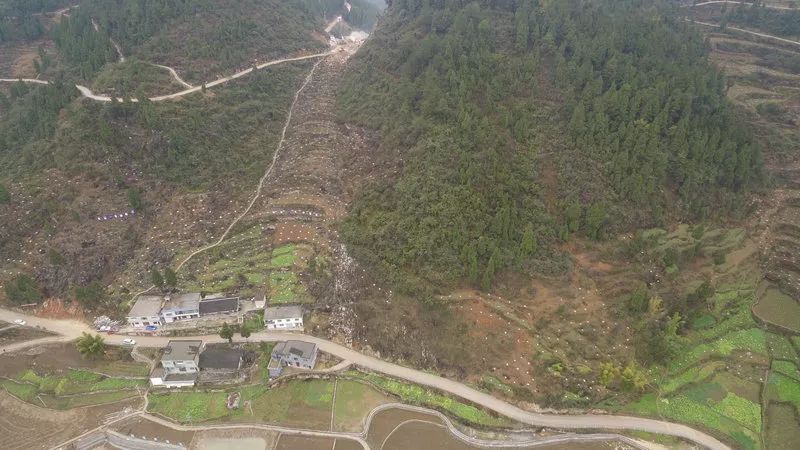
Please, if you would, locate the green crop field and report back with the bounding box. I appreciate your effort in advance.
[148,379,335,430]
[765,403,800,450]
[348,371,510,427]
[767,333,798,363]
[269,271,310,304]
[772,360,800,382]
[333,380,392,432]
[270,244,297,268]
[40,390,139,409]
[753,286,800,333]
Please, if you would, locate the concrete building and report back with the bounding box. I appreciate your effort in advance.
[126,295,163,328]
[264,305,304,330]
[150,340,204,388]
[268,340,318,377]
[199,296,240,316]
[161,340,203,373]
[160,293,201,323]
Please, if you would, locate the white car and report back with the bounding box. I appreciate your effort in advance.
[13,319,26,326]
[121,338,136,346]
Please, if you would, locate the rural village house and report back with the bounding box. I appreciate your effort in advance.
[126,295,163,328]
[198,296,240,316]
[264,305,304,330]
[150,340,203,388]
[160,293,201,323]
[126,293,241,328]
[268,340,318,377]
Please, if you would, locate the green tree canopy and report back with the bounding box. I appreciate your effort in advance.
[75,332,106,359]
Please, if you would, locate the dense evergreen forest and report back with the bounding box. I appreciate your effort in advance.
[0,0,72,42]
[338,0,762,290]
[723,3,800,37]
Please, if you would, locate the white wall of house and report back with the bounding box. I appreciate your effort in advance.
[265,316,303,330]
[127,315,162,328]
[163,379,196,388]
[162,360,199,373]
[161,310,200,323]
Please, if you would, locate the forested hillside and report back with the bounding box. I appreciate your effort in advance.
[338,0,762,290]
[0,0,345,303]
[0,0,72,42]
[724,3,800,37]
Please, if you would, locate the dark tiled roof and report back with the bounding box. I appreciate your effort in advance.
[199,348,243,370]
[199,297,239,315]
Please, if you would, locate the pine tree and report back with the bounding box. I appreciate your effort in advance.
[150,268,164,288]
[220,322,234,343]
[520,223,538,258]
[164,267,178,288]
[481,248,500,291]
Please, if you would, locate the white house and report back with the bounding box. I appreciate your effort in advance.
[126,295,164,328]
[160,293,201,323]
[264,305,303,330]
[268,340,318,377]
[150,340,203,388]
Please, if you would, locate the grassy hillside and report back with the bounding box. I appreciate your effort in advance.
[337,0,762,291]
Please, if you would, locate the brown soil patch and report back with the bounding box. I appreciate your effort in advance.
[0,390,140,450]
[0,342,136,378]
[189,428,279,450]
[0,323,54,347]
[276,434,336,450]
[366,408,442,450]
[112,416,195,447]
[273,222,329,249]
[36,298,85,320]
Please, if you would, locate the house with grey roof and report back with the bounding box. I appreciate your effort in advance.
[264,305,304,330]
[268,340,318,377]
[160,293,201,323]
[150,340,203,388]
[126,295,164,328]
[199,296,240,316]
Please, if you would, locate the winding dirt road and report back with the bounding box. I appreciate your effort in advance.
[690,19,800,47]
[0,52,331,102]
[0,308,729,450]
[148,63,193,88]
[685,1,798,10]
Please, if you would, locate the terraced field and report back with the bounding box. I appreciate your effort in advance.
[0,390,142,450]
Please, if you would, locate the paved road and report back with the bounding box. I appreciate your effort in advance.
[0,308,729,449]
[1,52,331,102]
[690,19,800,47]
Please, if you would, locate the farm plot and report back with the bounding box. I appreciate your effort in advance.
[179,224,273,295]
[148,378,335,430]
[347,371,510,427]
[0,390,141,450]
[753,285,800,333]
[332,379,393,432]
[1,368,146,409]
[765,403,800,450]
